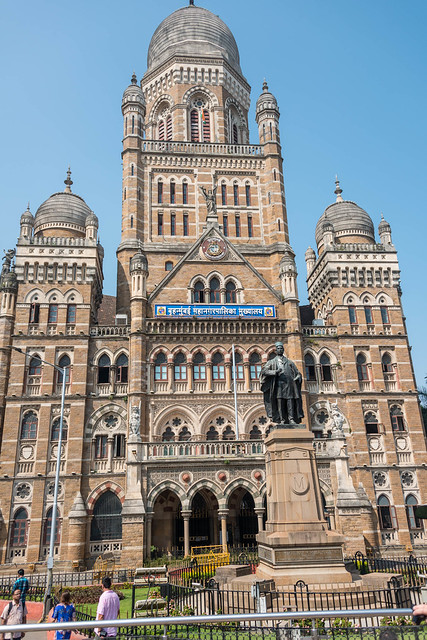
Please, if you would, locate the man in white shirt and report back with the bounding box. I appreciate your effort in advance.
[0,589,27,640]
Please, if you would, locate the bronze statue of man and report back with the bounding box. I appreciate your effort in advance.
[260,341,304,425]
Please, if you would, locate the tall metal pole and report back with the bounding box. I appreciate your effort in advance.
[231,344,239,440]
[43,363,67,618]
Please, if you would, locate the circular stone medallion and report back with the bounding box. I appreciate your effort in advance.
[201,237,227,261]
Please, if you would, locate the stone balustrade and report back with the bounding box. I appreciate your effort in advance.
[142,140,263,156]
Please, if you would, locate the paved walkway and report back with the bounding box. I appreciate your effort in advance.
[0,599,89,639]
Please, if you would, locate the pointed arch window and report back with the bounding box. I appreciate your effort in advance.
[249,425,262,440]
[249,353,262,380]
[11,508,28,547]
[51,417,68,442]
[209,277,220,303]
[90,491,122,541]
[43,507,61,545]
[174,352,187,380]
[356,354,368,381]
[162,427,174,442]
[193,281,205,304]
[206,426,219,441]
[304,354,316,381]
[193,352,206,381]
[21,411,38,440]
[377,495,398,530]
[154,352,167,381]
[116,354,128,383]
[97,354,111,384]
[57,355,71,386]
[232,352,244,380]
[382,353,394,375]
[390,405,405,432]
[222,426,235,440]
[320,353,332,382]
[225,281,237,303]
[178,427,191,441]
[29,356,42,377]
[212,352,225,380]
[364,412,379,435]
[406,495,423,530]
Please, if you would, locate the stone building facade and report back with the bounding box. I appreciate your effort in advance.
[0,2,425,570]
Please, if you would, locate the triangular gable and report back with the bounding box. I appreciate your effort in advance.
[148,224,282,303]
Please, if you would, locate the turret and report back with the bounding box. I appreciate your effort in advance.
[0,267,18,318]
[85,212,98,242]
[378,214,393,246]
[279,247,299,301]
[20,205,34,239]
[130,250,149,299]
[122,73,146,141]
[256,80,280,145]
[305,246,316,276]
[322,217,335,248]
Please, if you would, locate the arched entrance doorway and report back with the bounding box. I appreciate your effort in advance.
[152,489,182,553]
[228,489,257,546]
[189,489,219,548]
[90,491,122,555]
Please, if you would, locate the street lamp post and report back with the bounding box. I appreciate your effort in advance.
[11,347,68,619]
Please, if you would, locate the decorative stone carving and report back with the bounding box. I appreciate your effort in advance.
[373,471,387,487]
[15,483,31,500]
[129,404,141,437]
[20,445,34,461]
[401,471,415,487]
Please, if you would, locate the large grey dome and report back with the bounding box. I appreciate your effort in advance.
[34,191,92,235]
[146,5,242,75]
[315,200,375,247]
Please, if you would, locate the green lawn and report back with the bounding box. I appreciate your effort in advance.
[76,587,151,618]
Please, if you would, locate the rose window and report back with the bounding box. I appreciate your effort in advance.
[373,471,387,487]
[16,483,31,499]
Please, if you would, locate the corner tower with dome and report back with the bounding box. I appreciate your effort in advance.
[0,1,425,572]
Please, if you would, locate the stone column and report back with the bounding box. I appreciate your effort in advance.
[67,492,88,568]
[218,509,229,552]
[121,429,145,567]
[181,510,191,557]
[255,508,265,532]
[206,357,213,393]
[107,436,113,473]
[244,362,250,392]
[187,362,193,393]
[225,362,232,393]
[167,363,173,393]
[145,512,153,559]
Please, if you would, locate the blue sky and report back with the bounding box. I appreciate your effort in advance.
[1,0,426,385]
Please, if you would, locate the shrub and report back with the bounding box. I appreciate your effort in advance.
[380,616,414,626]
[54,585,124,604]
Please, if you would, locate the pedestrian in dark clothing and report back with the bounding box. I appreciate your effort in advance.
[11,572,29,605]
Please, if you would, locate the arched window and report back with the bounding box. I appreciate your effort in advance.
[245,184,251,206]
[201,109,210,141]
[364,412,379,435]
[43,507,60,545]
[90,491,122,541]
[165,261,173,271]
[212,352,225,380]
[158,119,165,140]
[51,417,68,441]
[97,354,111,384]
[377,495,397,530]
[190,109,199,142]
[193,281,205,304]
[206,426,219,441]
[174,353,187,381]
[10,508,28,547]
[382,353,394,375]
[249,353,262,380]
[178,427,191,441]
[226,281,237,303]
[29,356,42,377]
[116,354,128,383]
[57,355,71,385]
[21,412,38,440]
[162,427,174,442]
[249,425,262,440]
[193,352,206,381]
[232,123,238,144]
[232,352,244,380]
[170,180,175,204]
[221,183,227,205]
[304,354,316,381]
[222,426,235,440]
[154,353,167,381]
[406,495,423,530]
[356,354,368,381]
[209,278,220,303]
[390,405,405,432]
[320,353,332,382]
[233,184,239,206]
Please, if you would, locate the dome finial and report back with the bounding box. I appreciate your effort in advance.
[380,212,385,221]
[26,202,30,212]
[131,71,137,85]
[334,175,343,203]
[189,0,195,5]
[64,166,73,193]
[262,78,268,92]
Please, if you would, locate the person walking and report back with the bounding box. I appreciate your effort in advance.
[94,577,120,640]
[51,591,76,640]
[11,571,29,605]
[0,588,27,640]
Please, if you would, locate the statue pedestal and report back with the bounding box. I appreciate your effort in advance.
[256,424,352,586]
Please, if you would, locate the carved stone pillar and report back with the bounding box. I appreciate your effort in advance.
[255,508,265,532]
[181,510,191,557]
[218,509,229,552]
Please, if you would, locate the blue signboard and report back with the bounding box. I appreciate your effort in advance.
[155,304,276,318]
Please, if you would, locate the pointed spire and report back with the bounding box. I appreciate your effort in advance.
[334,175,343,202]
[381,213,385,221]
[26,202,30,212]
[64,166,73,193]
[131,71,137,85]
[262,78,268,92]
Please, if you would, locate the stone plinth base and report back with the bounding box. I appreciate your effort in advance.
[214,564,252,586]
[257,529,352,586]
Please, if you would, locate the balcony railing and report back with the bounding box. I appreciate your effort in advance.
[89,541,122,556]
[92,458,126,473]
[359,381,372,392]
[90,326,130,337]
[145,319,287,336]
[145,440,265,460]
[142,140,263,157]
[302,326,337,336]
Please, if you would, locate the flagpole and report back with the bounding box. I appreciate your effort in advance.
[232,344,239,440]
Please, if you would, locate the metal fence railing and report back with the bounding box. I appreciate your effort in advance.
[0,567,135,589]
[0,585,45,602]
[353,551,427,586]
